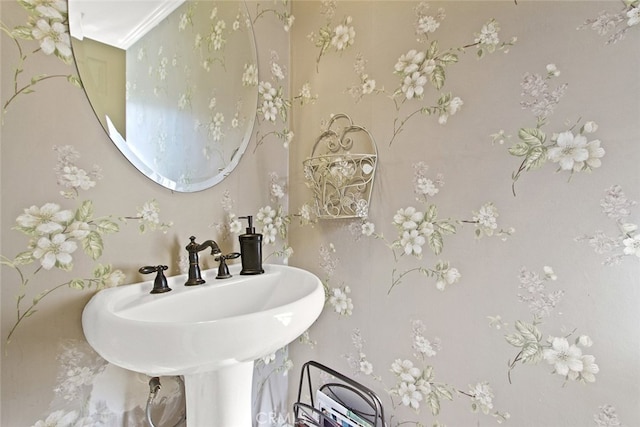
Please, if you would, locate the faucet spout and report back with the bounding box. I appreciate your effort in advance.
[196,240,221,256]
[185,236,221,286]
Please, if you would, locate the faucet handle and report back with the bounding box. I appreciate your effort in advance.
[139,265,172,294]
[215,252,240,279]
[186,236,198,252]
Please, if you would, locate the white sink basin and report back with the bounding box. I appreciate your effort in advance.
[82,263,324,426]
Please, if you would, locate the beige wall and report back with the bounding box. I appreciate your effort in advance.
[2,0,639,426]
[1,0,290,425]
[289,1,640,426]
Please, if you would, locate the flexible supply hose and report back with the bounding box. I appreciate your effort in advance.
[146,377,186,427]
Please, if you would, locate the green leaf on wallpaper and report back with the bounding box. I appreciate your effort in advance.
[33,290,47,304]
[31,74,48,84]
[93,264,110,278]
[433,383,453,401]
[508,142,529,157]
[437,92,451,107]
[523,146,546,171]
[429,231,444,255]
[427,40,439,59]
[515,320,542,343]
[426,204,438,222]
[97,219,119,234]
[521,342,542,363]
[437,222,456,235]
[67,75,83,88]
[13,250,34,265]
[10,26,33,40]
[76,200,94,221]
[505,332,526,347]
[430,65,446,90]
[57,260,73,272]
[518,128,545,146]
[427,392,441,416]
[424,365,434,381]
[69,279,85,290]
[439,52,458,64]
[82,231,103,260]
[421,106,436,116]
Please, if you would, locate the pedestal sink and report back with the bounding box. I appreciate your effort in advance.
[82,264,324,426]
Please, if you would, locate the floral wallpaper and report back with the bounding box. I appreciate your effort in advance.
[1,1,639,427]
[1,0,291,425]
[287,1,639,427]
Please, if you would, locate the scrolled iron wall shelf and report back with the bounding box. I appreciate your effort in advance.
[303,114,378,219]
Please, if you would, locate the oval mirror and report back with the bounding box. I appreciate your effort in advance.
[68,0,258,192]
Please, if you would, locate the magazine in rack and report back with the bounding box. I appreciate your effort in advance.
[316,390,373,427]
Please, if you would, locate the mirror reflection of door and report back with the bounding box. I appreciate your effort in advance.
[69,0,259,192]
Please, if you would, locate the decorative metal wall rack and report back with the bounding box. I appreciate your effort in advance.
[294,360,386,427]
[303,114,377,219]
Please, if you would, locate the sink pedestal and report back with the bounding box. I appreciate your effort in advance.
[183,361,254,427]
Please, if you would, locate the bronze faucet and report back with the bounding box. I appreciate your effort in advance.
[185,236,221,286]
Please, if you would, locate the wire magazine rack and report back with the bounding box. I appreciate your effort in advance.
[293,361,386,427]
[303,114,378,220]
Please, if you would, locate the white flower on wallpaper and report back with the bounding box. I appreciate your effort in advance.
[593,404,625,427]
[308,2,356,71]
[31,340,186,427]
[210,18,227,51]
[339,2,516,145]
[411,319,440,359]
[547,129,604,172]
[500,266,599,385]
[253,1,295,33]
[259,81,284,122]
[517,265,564,318]
[30,340,114,427]
[122,199,173,233]
[361,162,512,292]
[0,0,80,113]
[580,0,640,44]
[343,329,381,380]
[253,51,313,152]
[248,5,317,153]
[32,17,71,59]
[257,205,287,245]
[543,336,599,383]
[414,2,445,38]
[576,185,639,265]
[472,203,507,239]
[346,54,382,102]
[473,19,511,58]
[1,146,172,344]
[296,82,318,106]
[243,63,259,86]
[469,382,501,417]
[331,16,355,51]
[502,64,606,195]
[342,322,510,424]
[328,286,353,316]
[316,243,356,317]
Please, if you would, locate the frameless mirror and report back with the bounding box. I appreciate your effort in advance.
[69,0,258,192]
